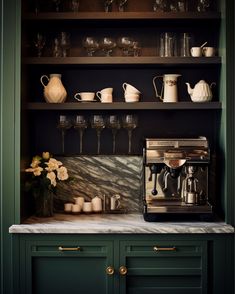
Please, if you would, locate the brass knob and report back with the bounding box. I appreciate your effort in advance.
[106,266,115,275]
[119,266,128,276]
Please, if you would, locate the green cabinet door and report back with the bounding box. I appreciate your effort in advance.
[119,240,208,294]
[19,237,114,294]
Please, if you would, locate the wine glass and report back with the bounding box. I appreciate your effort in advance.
[197,0,211,12]
[153,0,167,12]
[82,37,99,56]
[117,0,128,12]
[60,32,70,57]
[52,0,61,12]
[106,115,121,154]
[104,0,115,12]
[90,115,106,154]
[74,115,88,154]
[122,114,138,154]
[117,36,134,56]
[99,37,116,56]
[34,33,45,57]
[70,0,80,12]
[57,115,72,154]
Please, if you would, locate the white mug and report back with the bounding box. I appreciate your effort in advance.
[74,92,95,101]
[96,92,113,103]
[98,87,113,94]
[124,93,140,103]
[82,202,92,213]
[190,47,202,57]
[122,83,141,94]
[202,47,215,57]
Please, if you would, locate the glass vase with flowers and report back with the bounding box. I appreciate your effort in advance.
[25,152,69,217]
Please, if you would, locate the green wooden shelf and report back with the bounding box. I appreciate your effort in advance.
[26,101,222,110]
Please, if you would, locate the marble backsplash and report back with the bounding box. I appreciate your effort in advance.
[55,156,143,213]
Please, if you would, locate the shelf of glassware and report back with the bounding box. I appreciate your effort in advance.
[26,101,222,110]
[23,11,221,21]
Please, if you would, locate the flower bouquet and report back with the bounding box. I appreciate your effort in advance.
[25,152,69,217]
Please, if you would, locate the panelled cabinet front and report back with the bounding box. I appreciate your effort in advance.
[19,237,114,294]
[14,235,219,294]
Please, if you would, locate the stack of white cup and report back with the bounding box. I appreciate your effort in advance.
[96,87,113,103]
[122,83,141,102]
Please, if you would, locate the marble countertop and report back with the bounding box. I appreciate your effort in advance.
[9,213,234,234]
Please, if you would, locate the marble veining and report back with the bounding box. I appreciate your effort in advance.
[55,156,143,212]
[9,214,234,234]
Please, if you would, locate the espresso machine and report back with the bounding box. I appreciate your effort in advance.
[143,137,213,221]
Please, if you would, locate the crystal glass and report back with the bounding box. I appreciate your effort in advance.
[104,0,115,12]
[180,33,191,57]
[117,36,135,56]
[34,33,45,57]
[117,0,128,12]
[106,115,121,154]
[90,115,106,154]
[153,0,167,12]
[70,0,80,12]
[57,115,72,154]
[52,0,61,12]
[122,114,138,154]
[60,32,70,57]
[197,0,211,12]
[52,37,62,57]
[82,37,99,56]
[74,115,88,154]
[100,37,116,57]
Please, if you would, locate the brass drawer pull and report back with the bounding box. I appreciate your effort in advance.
[153,246,176,252]
[106,266,115,275]
[58,246,81,251]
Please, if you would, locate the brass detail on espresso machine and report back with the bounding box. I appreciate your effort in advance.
[143,137,213,221]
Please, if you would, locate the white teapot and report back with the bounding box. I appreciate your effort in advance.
[186,80,216,102]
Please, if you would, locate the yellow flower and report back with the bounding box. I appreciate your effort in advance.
[45,158,62,172]
[47,171,57,187]
[30,156,41,168]
[26,166,43,176]
[57,166,69,181]
[42,152,50,160]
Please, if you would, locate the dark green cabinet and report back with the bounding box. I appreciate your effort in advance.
[120,240,208,294]
[18,238,114,294]
[13,234,234,294]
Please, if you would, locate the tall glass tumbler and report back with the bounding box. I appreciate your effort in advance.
[180,33,191,57]
[159,32,176,57]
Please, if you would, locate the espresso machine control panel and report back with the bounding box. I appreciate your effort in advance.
[143,137,213,221]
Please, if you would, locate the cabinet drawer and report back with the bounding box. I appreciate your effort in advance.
[25,240,112,257]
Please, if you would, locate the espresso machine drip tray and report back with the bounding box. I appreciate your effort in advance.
[143,137,214,221]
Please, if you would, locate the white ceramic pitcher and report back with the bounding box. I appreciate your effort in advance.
[153,74,181,102]
[40,74,67,103]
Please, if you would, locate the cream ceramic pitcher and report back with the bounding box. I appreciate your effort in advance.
[40,74,67,103]
[153,74,181,102]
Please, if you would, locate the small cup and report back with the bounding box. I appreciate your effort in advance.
[64,203,73,213]
[190,47,202,57]
[71,204,82,214]
[96,92,113,103]
[122,83,141,94]
[98,87,113,94]
[74,92,95,102]
[124,93,140,103]
[82,202,92,213]
[202,47,215,57]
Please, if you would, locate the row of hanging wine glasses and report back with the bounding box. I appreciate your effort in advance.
[57,114,138,155]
